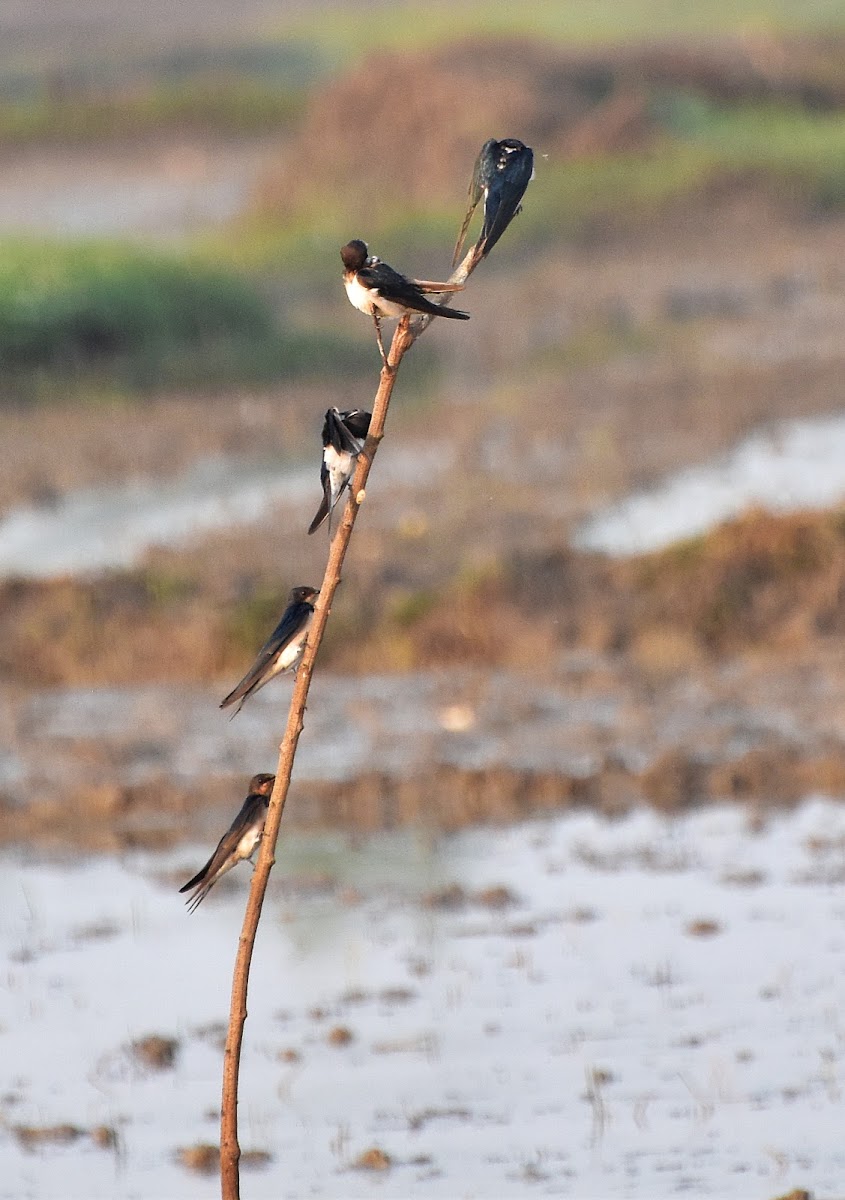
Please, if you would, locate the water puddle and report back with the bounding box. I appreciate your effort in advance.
[0,442,450,579]
[0,140,278,239]
[577,410,845,555]
[0,456,313,578]
[0,800,840,1197]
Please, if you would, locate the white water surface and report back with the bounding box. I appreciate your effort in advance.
[1,800,842,1198]
[577,411,845,556]
[0,443,449,579]
[0,457,312,578]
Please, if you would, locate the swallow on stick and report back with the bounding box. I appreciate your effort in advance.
[308,406,372,536]
[341,239,469,361]
[220,585,319,715]
[179,772,275,913]
[452,138,534,268]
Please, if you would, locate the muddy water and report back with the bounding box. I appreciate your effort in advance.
[0,800,841,1198]
[0,442,452,580]
[0,138,280,239]
[577,409,845,555]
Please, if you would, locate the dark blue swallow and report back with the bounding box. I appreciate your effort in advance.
[452,138,534,267]
[341,239,469,360]
[179,772,275,912]
[220,585,318,714]
[308,407,372,536]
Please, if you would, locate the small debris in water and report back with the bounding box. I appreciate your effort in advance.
[131,1034,179,1070]
[14,1123,83,1149]
[353,1146,392,1171]
[177,1144,218,1174]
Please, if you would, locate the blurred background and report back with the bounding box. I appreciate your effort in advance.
[2,2,845,1196]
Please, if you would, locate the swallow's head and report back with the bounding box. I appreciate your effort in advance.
[341,240,369,271]
[495,138,527,167]
[290,585,320,606]
[248,773,276,797]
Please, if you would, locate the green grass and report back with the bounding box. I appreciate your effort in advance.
[0,40,323,145]
[0,238,372,401]
[282,0,845,60]
[0,80,304,145]
[681,101,845,206]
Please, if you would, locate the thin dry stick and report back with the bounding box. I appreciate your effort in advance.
[220,245,479,1200]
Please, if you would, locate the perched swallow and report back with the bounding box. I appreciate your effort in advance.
[308,406,372,536]
[341,239,469,360]
[179,772,275,912]
[220,585,319,715]
[452,138,535,268]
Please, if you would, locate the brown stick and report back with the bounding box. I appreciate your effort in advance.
[219,318,412,1197]
[220,244,479,1200]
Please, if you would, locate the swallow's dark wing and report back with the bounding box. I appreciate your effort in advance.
[477,141,534,260]
[325,407,364,456]
[180,793,267,910]
[307,462,332,536]
[452,138,497,267]
[358,261,420,301]
[341,409,372,442]
[360,263,470,318]
[179,852,216,895]
[180,792,257,892]
[219,601,313,711]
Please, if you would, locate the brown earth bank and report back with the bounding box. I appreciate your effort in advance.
[6,652,845,852]
[4,507,845,684]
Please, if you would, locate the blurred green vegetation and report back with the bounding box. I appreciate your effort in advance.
[0,81,303,144]
[282,0,845,57]
[0,42,323,144]
[0,239,371,400]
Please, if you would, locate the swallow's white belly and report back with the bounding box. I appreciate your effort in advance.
[273,626,309,673]
[236,826,262,861]
[344,276,406,319]
[325,446,354,502]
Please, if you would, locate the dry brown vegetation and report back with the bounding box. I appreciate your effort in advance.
[4,505,845,685]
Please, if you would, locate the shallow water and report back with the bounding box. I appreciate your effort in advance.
[0,140,276,239]
[1,800,841,1198]
[577,409,845,555]
[0,442,450,580]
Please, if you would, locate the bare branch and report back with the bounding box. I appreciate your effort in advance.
[220,317,414,1198]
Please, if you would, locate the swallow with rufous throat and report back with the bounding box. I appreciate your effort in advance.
[341,239,469,360]
[453,138,534,268]
[220,585,318,715]
[308,406,371,536]
[179,772,275,912]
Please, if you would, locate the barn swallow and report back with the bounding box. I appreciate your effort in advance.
[179,773,275,912]
[308,406,372,536]
[220,585,319,715]
[452,138,535,267]
[341,239,469,360]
